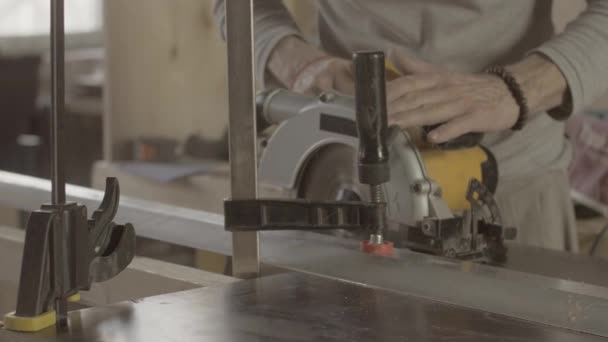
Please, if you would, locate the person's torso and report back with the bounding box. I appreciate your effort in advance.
[316,0,571,181]
[317,0,555,70]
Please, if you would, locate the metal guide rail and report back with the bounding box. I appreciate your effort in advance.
[2,171,608,337]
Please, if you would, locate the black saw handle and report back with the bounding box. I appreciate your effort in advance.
[353,51,390,186]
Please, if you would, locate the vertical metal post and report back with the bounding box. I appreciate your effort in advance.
[226,0,260,278]
[51,0,66,205]
[51,0,68,327]
[101,0,114,162]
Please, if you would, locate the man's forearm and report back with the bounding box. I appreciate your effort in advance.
[506,54,569,115]
[213,0,306,88]
[270,41,570,118]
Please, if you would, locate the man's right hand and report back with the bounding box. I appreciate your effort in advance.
[268,36,354,95]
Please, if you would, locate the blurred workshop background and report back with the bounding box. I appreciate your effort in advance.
[0,0,607,265]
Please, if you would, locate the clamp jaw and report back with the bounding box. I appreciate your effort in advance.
[225,51,393,255]
[4,179,135,332]
[3,0,135,332]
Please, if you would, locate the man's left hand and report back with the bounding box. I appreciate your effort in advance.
[387,49,519,144]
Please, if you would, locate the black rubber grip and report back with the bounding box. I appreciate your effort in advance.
[353,51,390,185]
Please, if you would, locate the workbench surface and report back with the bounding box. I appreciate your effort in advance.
[1,273,605,342]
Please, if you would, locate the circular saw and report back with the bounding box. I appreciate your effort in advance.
[257,89,516,262]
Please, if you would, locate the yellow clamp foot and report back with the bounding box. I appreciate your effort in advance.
[67,292,81,302]
[3,311,56,332]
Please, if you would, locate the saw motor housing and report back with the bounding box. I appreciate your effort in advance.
[257,89,515,262]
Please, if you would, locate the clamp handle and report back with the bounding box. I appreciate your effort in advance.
[88,178,136,283]
[353,51,390,186]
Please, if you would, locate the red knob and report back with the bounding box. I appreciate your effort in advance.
[360,240,394,256]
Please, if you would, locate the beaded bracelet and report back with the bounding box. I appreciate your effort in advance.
[485,66,529,131]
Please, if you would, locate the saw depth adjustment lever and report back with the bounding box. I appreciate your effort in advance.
[224,50,393,256]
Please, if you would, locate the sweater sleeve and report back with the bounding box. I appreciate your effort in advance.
[213,0,304,87]
[533,0,608,119]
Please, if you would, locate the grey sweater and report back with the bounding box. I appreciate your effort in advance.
[213,1,608,183]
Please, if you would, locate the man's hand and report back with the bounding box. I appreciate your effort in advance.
[291,57,354,95]
[387,50,519,144]
[268,36,354,95]
[386,49,569,144]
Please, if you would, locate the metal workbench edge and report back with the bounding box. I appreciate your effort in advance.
[1,171,608,337]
